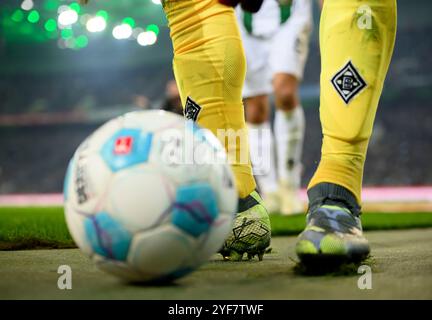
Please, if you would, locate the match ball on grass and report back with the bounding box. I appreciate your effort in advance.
[63,110,237,282]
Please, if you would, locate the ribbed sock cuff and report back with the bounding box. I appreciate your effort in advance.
[307,182,361,216]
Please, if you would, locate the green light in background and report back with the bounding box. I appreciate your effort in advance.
[61,28,73,39]
[44,19,57,32]
[27,10,40,24]
[146,24,160,35]
[69,2,81,14]
[44,0,59,11]
[96,10,109,21]
[11,9,24,23]
[123,17,135,28]
[75,35,89,48]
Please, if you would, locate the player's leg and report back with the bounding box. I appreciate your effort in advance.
[296,0,397,264]
[244,94,280,213]
[240,30,279,213]
[273,73,305,215]
[270,9,312,215]
[163,0,270,260]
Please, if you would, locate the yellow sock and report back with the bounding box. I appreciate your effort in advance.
[164,0,256,198]
[308,0,397,204]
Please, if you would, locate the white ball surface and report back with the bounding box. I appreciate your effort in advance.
[64,110,237,282]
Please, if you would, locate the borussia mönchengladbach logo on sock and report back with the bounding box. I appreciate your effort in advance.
[331,61,367,104]
[184,96,202,122]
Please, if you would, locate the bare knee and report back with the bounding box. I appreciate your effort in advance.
[244,95,270,125]
[273,73,299,112]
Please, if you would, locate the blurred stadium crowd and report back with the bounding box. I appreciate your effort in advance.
[0,0,431,193]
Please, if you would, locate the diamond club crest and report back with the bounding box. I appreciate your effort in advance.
[331,61,367,104]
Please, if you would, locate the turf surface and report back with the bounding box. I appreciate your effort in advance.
[1,229,431,299]
[1,206,432,250]
[0,207,74,250]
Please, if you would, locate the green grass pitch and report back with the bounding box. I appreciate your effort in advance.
[1,206,432,250]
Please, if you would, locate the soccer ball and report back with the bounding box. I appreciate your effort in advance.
[63,110,237,282]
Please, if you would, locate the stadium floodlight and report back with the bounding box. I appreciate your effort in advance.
[146,24,160,35]
[27,10,40,24]
[21,0,34,11]
[58,5,70,14]
[69,3,81,14]
[86,16,107,33]
[75,35,89,48]
[44,19,57,32]
[11,10,24,23]
[58,9,78,26]
[122,17,135,28]
[137,31,157,46]
[61,28,73,40]
[112,24,133,40]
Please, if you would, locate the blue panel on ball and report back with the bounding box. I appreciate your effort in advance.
[63,158,74,201]
[100,128,153,172]
[84,212,131,261]
[172,183,219,238]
